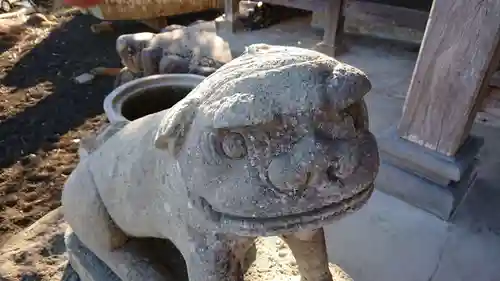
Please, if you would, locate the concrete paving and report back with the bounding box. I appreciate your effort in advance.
[334,36,500,281]
[324,191,449,281]
[337,28,500,281]
[218,17,500,281]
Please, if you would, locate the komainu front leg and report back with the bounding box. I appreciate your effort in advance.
[187,229,255,281]
[63,169,173,281]
[62,167,128,252]
[159,54,190,74]
[282,228,333,281]
[141,47,163,76]
[114,67,140,88]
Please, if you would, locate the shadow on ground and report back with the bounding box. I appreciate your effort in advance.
[0,15,151,169]
[0,10,225,169]
[0,10,224,241]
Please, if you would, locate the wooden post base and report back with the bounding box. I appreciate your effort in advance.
[376,127,483,220]
[315,40,348,58]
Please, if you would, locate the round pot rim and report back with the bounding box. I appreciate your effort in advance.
[103,73,206,123]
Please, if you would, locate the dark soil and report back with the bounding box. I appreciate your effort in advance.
[0,13,156,245]
[0,7,225,245]
[0,6,294,245]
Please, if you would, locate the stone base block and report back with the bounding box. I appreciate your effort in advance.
[378,127,483,186]
[375,160,478,220]
[375,127,482,220]
[65,229,122,281]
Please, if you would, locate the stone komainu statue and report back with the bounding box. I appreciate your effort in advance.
[62,44,379,281]
[114,20,233,87]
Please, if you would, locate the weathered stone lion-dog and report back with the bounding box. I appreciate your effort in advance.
[114,20,233,88]
[62,44,379,281]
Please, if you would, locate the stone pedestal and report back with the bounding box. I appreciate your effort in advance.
[65,228,354,281]
[375,127,483,220]
[372,0,500,221]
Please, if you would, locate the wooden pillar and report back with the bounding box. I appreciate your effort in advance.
[377,0,500,220]
[221,0,240,32]
[318,0,345,57]
[397,0,500,157]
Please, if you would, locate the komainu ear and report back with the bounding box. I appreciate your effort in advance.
[326,65,372,111]
[154,99,199,157]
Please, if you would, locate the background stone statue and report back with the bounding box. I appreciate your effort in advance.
[62,43,379,281]
[114,20,233,87]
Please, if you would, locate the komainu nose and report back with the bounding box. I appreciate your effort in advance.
[266,135,360,194]
[326,159,355,183]
[267,147,358,193]
[267,156,311,194]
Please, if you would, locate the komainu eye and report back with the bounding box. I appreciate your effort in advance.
[221,132,247,159]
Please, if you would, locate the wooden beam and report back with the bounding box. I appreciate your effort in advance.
[223,0,240,32]
[320,0,344,57]
[397,0,500,156]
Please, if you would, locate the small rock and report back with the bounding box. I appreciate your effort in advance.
[26,172,51,182]
[20,154,41,166]
[3,194,18,207]
[74,73,95,84]
[90,21,114,33]
[61,166,75,175]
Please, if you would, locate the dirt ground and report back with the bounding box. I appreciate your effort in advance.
[0,12,168,245]
[0,3,297,247]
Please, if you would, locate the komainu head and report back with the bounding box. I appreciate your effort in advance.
[154,44,379,235]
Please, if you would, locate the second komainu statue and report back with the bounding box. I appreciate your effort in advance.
[113,20,233,87]
[62,44,379,281]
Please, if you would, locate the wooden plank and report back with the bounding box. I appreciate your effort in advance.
[223,0,239,32]
[397,0,500,156]
[320,0,344,56]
